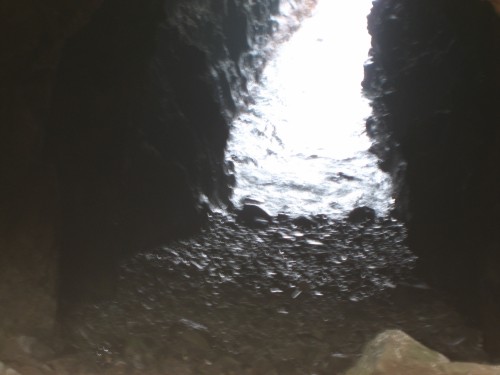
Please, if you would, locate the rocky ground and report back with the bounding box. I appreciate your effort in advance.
[2,211,490,375]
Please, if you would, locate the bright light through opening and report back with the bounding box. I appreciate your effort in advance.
[227,0,393,217]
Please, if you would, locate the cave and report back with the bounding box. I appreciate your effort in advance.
[0,0,499,373]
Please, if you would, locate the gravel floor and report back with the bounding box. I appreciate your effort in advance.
[47,212,489,374]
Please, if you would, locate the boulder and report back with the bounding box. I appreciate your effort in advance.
[345,330,500,375]
[292,215,317,229]
[347,206,376,224]
[236,204,273,227]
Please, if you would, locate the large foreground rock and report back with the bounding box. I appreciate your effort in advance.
[346,330,500,375]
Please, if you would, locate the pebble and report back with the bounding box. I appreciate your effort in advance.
[59,212,488,374]
[0,362,21,375]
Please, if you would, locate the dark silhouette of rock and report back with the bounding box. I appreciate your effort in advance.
[0,0,103,345]
[347,206,376,224]
[365,0,500,357]
[236,204,273,227]
[292,215,317,229]
[277,213,290,222]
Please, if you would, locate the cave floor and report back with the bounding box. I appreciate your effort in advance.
[39,213,489,375]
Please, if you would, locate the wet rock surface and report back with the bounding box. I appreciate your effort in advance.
[0,0,316,342]
[44,214,488,375]
[364,0,500,356]
[51,0,313,307]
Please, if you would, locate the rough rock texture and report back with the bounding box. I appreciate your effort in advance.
[346,330,500,375]
[51,0,315,307]
[0,0,313,342]
[0,0,104,342]
[364,0,500,355]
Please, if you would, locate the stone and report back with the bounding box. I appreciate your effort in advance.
[277,213,290,222]
[0,362,21,375]
[345,330,500,375]
[291,215,316,229]
[347,206,376,224]
[236,204,273,227]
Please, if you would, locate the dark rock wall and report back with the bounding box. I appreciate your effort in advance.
[0,0,103,341]
[0,0,312,340]
[364,0,500,354]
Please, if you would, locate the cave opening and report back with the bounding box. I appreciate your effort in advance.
[227,0,392,218]
[1,0,499,373]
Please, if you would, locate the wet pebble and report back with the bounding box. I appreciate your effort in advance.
[62,212,488,374]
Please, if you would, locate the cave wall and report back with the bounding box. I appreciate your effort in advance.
[0,0,313,342]
[364,0,500,354]
[0,0,104,342]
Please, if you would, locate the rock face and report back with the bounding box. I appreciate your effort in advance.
[0,0,314,341]
[346,330,500,375]
[364,0,500,354]
[0,0,104,342]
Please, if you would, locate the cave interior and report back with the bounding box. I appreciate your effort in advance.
[0,0,499,372]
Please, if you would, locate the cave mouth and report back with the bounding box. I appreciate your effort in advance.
[227,0,393,218]
[2,0,499,372]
